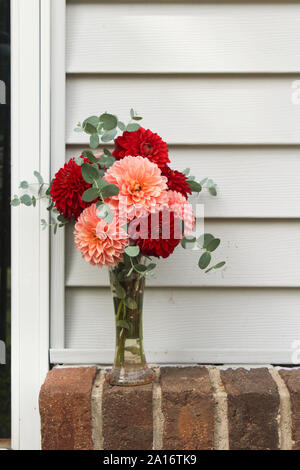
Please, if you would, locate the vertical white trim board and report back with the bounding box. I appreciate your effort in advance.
[11,0,51,450]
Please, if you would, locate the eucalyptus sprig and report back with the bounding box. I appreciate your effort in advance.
[181,233,226,273]
[74,109,143,149]
[183,169,218,196]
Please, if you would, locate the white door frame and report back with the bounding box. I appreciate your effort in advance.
[11,0,51,450]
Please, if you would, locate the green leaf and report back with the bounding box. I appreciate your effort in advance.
[20,194,33,206]
[98,152,115,169]
[57,214,68,225]
[132,116,143,121]
[32,196,37,207]
[198,233,215,249]
[115,283,126,300]
[99,113,118,131]
[182,168,190,176]
[101,184,120,199]
[19,181,29,189]
[117,320,130,330]
[81,162,100,184]
[181,236,196,249]
[125,298,137,310]
[209,186,217,196]
[126,123,140,132]
[82,187,99,202]
[84,122,98,135]
[97,203,114,224]
[134,264,148,273]
[90,134,100,149]
[200,177,208,185]
[130,108,135,119]
[83,115,99,128]
[188,180,202,193]
[82,150,98,164]
[199,251,212,270]
[118,121,126,131]
[34,171,44,185]
[214,261,226,269]
[124,245,140,258]
[11,197,20,207]
[101,129,118,143]
[206,238,221,253]
[146,263,157,272]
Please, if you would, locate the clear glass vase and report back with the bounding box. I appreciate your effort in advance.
[106,258,155,386]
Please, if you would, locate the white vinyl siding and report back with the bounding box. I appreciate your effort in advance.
[50,0,300,365]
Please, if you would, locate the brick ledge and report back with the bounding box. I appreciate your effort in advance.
[39,366,300,450]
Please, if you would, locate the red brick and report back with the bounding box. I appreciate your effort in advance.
[39,367,97,450]
[102,382,153,450]
[161,367,214,450]
[221,368,279,450]
[279,369,300,450]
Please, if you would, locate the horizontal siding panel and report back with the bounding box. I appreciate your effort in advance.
[65,220,300,287]
[66,3,300,73]
[66,76,300,144]
[66,145,300,218]
[62,287,300,363]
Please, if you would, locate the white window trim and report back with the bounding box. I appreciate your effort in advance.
[11,0,51,450]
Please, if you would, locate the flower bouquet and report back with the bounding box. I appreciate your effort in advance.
[12,110,225,386]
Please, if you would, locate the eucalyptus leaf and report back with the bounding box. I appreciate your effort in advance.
[19,181,29,189]
[214,261,226,269]
[11,198,20,207]
[20,194,33,206]
[199,251,212,270]
[90,134,100,149]
[81,163,100,184]
[34,171,44,185]
[188,180,202,193]
[198,233,215,250]
[82,187,99,202]
[206,238,221,253]
[209,186,217,196]
[118,121,126,131]
[126,123,140,132]
[82,150,98,164]
[101,184,120,199]
[84,122,98,135]
[83,116,99,128]
[124,246,140,258]
[181,236,196,249]
[101,129,118,143]
[100,113,118,131]
[115,284,126,300]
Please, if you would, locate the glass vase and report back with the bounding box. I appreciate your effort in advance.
[106,259,155,386]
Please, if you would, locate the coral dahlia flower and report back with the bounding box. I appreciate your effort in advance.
[161,166,192,199]
[167,190,195,236]
[50,157,96,221]
[74,204,129,267]
[129,208,182,259]
[113,128,170,169]
[104,156,168,221]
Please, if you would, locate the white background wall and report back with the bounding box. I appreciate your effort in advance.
[50,0,300,364]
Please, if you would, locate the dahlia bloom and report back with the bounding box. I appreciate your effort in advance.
[130,208,182,259]
[50,157,96,221]
[104,156,168,221]
[161,166,192,199]
[167,190,195,236]
[74,204,129,267]
[113,128,170,169]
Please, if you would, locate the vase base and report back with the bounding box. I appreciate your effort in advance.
[106,366,156,387]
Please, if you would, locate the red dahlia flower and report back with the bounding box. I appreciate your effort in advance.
[129,209,183,259]
[50,157,96,221]
[161,166,192,199]
[113,128,170,169]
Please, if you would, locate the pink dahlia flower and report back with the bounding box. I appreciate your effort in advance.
[167,190,195,236]
[74,204,129,267]
[104,156,168,221]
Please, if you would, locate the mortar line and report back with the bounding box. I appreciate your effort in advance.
[208,366,229,450]
[91,369,105,450]
[153,367,164,450]
[269,367,293,450]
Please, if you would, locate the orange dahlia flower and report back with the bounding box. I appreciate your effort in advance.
[104,156,168,221]
[74,204,129,267]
